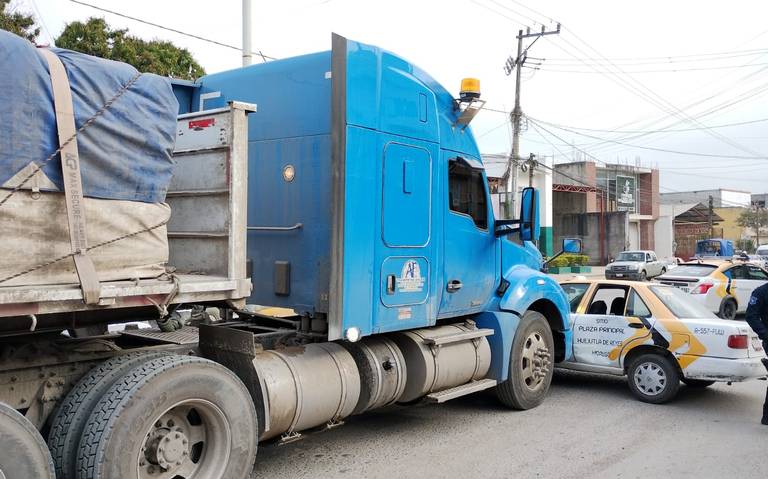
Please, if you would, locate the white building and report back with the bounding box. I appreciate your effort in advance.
[660,188,751,208]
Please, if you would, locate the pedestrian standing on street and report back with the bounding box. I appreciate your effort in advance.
[745,283,768,425]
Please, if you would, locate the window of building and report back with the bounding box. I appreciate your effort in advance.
[448,158,488,229]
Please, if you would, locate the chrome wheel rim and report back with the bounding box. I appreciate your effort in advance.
[633,362,667,396]
[137,399,231,479]
[520,331,551,392]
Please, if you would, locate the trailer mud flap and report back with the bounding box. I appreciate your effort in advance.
[198,324,270,437]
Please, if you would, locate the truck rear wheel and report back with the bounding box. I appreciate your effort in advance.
[0,402,55,479]
[496,311,554,410]
[49,352,169,479]
[76,355,258,479]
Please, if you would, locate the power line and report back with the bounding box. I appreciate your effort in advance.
[69,0,273,62]
[527,116,768,160]
[529,116,768,135]
[539,48,768,64]
[527,61,768,74]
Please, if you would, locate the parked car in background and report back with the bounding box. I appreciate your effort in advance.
[732,253,768,270]
[605,250,666,281]
[756,244,768,263]
[558,279,766,403]
[656,260,768,319]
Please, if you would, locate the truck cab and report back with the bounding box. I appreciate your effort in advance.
[173,34,570,350]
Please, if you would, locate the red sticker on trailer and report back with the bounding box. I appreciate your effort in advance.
[188,118,215,129]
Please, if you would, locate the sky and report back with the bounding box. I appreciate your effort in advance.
[20,0,768,195]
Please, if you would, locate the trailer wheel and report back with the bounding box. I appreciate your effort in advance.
[48,352,169,479]
[496,311,554,410]
[77,355,258,479]
[0,402,55,479]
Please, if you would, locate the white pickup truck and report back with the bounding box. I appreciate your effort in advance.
[605,250,666,281]
[557,279,767,403]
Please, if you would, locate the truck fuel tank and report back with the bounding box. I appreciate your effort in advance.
[341,337,407,414]
[391,322,492,403]
[257,342,360,441]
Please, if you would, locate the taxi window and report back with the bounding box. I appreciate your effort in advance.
[587,286,629,316]
[650,286,717,319]
[728,265,748,280]
[626,290,651,318]
[562,283,589,313]
[668,265,717,277]
[747,266,768,280]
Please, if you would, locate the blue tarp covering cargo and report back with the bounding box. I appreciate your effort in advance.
[0,30,178,203]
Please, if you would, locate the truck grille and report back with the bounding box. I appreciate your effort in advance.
[612,266,628,272]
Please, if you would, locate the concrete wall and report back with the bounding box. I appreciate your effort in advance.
[553,211,628,265]
[654,215,674,259]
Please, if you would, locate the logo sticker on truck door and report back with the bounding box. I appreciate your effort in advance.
[398,260,425,293]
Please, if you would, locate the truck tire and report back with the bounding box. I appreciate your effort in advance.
[681,378,715,388]
[0,402,55,479]
[77,355,258,479]
[718,298,737,320]
[627,353,680,404]
[639,270,647,281]
[496,311,554,410]
[48,351,169,479]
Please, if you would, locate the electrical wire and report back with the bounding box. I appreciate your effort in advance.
[528,62,768,74]
[526,116,768,135]
[69,0,274,62]
[527,116,768,160]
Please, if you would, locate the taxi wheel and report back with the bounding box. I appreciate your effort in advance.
[717,299,737,320]
[627,354,680,404]
[682,378,715,388]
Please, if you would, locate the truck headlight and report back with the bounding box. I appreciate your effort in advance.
[627,265,639,271]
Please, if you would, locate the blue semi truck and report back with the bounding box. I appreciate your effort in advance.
[0,34,576,478]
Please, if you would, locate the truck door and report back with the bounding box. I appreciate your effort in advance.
[376,139,438,332]
[438,154,496,317]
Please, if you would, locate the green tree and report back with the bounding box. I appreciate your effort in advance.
[736,208,768,231]
[0,0,40,42]
[55,17,205,80]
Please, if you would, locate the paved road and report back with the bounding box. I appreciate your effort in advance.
[253,371,767,478]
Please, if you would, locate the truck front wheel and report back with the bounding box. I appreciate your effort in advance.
[76,355,258,479]
[496,311,554,410]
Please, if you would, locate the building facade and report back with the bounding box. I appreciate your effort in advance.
[551,161,659,264]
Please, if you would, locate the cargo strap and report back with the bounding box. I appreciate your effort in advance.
[38,49,101,305]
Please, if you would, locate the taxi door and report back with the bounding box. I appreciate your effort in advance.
[572,285,655,367]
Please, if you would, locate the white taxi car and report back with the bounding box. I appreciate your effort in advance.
[558,279,766,403]
[656,260,768,319]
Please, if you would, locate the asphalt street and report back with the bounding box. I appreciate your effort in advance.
[252,370,767,479]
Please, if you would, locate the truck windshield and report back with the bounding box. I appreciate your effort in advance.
[665,264,717,278]
[650,286,718,319]
[616,252,645,262]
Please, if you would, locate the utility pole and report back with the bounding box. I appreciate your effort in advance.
[754,202,762,249]
[708,195,714,238]
[242,0,253,66]
[503,24,560,218]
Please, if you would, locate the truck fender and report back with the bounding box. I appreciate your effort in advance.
[473,311,520,382]
[498,266,573,361]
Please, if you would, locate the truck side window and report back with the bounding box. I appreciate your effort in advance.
[448,159,488,229]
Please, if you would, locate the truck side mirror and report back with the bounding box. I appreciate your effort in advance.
[562,238,582,254]
[519,187,539,242]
